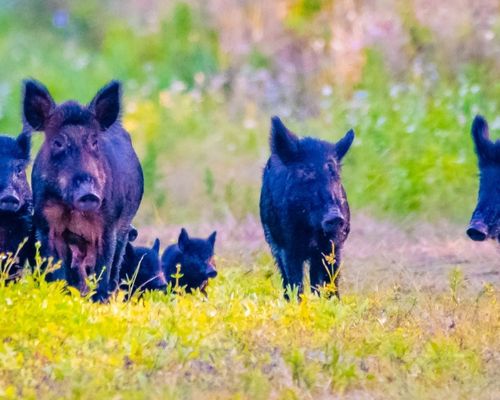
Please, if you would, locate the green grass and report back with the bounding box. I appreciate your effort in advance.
[0,2,499,225]
[0,259,498,399]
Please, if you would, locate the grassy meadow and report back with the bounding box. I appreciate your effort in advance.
[0,1,499,399]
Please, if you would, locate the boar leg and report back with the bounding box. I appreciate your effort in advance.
[282,249,304,300]
[69,243,89,296]
[36,226,67,281]
[270,246,290,290]
[92,229,116,303]
[310,247,342,298]
[108,227,129,293]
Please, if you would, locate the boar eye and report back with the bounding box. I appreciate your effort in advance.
[327,162,338,178]
[16,164,24,176]
[90,136,98,149]
[51,139,66,156]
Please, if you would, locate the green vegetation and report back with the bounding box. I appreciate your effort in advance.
[0,1,499,224]
[0,256,498,399]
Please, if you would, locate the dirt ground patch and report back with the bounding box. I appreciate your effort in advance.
[135,214,499,293]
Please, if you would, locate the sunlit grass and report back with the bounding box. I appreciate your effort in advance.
[0,254,497,399]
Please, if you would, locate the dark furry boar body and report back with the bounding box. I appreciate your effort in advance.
[260,117,355,298]
[24,79,144,300]
[161,229,217,294]
[120,238,167,294]
[0,132,33,279]
[467,115,500,242]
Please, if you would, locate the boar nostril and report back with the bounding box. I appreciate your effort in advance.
[322,216,345,232]
[75,193,101,212]
[467,221,488,241]
[0,195,21,212]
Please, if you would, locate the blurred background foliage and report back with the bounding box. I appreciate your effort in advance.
[0,0,499,224]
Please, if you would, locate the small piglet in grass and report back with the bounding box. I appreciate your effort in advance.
[260,116,355,299]
[161,228,218,294]
[23,79,144,301]
[120,238,167,295]
[0,131,35,280]
[467,115,500,243]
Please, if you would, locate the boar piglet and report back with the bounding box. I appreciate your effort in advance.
[120,238,167,295]
[467,115,500,242]
[23,79,144,301]
[260,116,355,299]
[0,131,34,280]
[161,229,217,294]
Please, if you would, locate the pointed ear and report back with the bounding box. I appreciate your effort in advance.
[152,238,160,254]
[335,129,355,160]
[16,131,31,160]
[22,79,55,131]
[270,116,299,163]
[88,80,121,130]
[178,228,190,252]
[128,227,138,242]
[471,115,493,162]
[208,231,217,247]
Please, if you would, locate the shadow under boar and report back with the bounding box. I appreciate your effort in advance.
[467,115,500,242]
[120,238,167,295]
[23,79,144,301]
[0,131,34,280]
[161,228,217,294]
[260,117,355,299]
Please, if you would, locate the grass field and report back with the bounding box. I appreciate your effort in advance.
[0,261,498,400]
[0,1,499,399]
[0,217,498,399]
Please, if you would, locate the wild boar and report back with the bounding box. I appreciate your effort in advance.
[161,228,217,294]
[23,79,144,300]
[260,116,355,299]
[467,115,500,242]
[0,131,33,279]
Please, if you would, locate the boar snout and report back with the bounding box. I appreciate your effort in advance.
[322,208,345,233]
[206,265,218,279]
[151,272,168,291]
[0,190,21,213]
[466,218,488,241]
[73,182,101,212]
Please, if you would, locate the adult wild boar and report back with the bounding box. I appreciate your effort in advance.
[466,115,500,242]
[0,131,33,279]
[260,117,355,299]
[23,79,144,300]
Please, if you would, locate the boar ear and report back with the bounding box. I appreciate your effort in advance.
[16,131,31,160]
[22,79,55,131]
[270,116,299,163]
[128,225,138,242]
[178,228,190,252]
[152,238,161,254]
[88,80,121,130]
[471,115,493,162]
[335,129,355,160]
[208,231,217,247]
